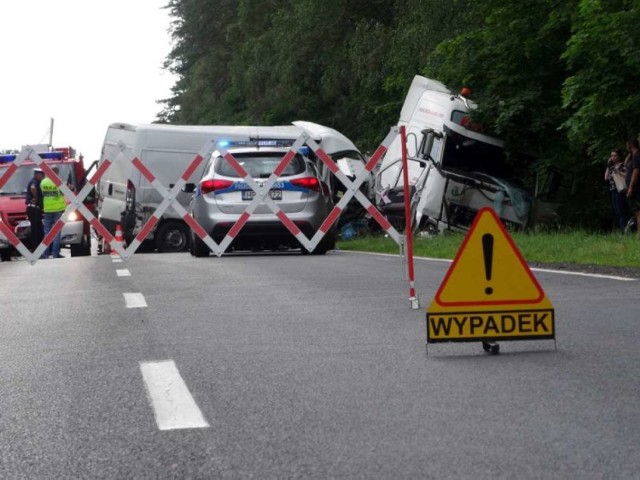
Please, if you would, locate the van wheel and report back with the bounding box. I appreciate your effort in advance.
[191,234,210,257]
[71,234,91,257]
[155,221,189,253]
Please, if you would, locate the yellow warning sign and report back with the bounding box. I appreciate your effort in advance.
[426,207,554,343]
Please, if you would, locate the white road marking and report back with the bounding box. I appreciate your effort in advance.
[528,267,637,282]
[345,251,637,282]
[111,257,123,263]
[140,360,210,431]
[123,292,147,308]
[116,269,131,277]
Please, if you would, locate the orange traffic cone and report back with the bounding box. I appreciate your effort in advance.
[112,224,123,255]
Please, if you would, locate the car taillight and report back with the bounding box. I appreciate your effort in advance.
[201,179,233,194]
[290,177,320,192]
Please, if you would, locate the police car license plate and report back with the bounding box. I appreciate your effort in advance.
[18,220,31,228]
[242,190,282,201]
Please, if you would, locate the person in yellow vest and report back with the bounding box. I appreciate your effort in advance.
[41,166,67,259]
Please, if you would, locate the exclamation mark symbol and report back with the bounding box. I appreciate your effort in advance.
[482,234,494,295]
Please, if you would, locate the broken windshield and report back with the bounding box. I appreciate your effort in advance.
[440,126,518,183]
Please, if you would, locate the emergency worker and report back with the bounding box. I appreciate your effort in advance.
[41,166,66,259]
[25,167,45,252]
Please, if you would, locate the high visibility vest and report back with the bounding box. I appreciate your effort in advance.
[41,177,66,213]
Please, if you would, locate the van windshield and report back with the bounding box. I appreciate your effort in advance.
[0,164,76,195]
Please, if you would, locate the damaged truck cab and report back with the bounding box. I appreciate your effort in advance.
[376,75,553,234]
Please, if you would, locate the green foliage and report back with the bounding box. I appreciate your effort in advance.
[157,0,640,230]
[562,0,640,157]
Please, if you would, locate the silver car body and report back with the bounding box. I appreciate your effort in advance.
[190,145,335,254]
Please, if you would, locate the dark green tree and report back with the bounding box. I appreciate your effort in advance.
[562,0,640,157]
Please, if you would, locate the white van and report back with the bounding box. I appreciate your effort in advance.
[375,75,560,234]
[96,122,367,252]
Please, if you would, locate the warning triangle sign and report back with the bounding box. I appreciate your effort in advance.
[434,207,545,307]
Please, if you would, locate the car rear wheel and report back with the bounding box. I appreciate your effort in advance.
[155,221,189,253]
[190,234,210,257]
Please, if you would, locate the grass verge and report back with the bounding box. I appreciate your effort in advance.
[337,231,640,268]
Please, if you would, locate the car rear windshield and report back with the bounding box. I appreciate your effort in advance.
[215,152,306,178]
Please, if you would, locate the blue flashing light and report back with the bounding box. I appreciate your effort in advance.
[0,151,64,164]
[39,151,64,160]
[218,140,230,147]
[299,146,311,156]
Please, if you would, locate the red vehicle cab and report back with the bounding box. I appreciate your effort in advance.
[0,147,97,261]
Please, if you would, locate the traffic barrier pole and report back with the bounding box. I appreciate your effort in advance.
[400,125,420,309]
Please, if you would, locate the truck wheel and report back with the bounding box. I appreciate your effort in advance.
[70,234,91,257]
[155,221,189,253]
[191,234,209,257]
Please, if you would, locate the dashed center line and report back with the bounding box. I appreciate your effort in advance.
[123,292,147,308]
[116,269,131,277]
[140,360,210,431]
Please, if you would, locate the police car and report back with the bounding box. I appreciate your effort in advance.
[186,141,336,256]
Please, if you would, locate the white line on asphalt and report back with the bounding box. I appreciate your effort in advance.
[140,360,210,431]
[116,269,131,277]
[344,250,637,281]
[528,267,637,282]
[112,257,123,263]
[123,292,147,308]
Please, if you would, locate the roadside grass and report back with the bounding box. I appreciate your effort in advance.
[337,231,640,268]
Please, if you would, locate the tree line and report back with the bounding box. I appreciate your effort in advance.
[157,0,640,230]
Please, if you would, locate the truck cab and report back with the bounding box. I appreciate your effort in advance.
[375,75,558,234]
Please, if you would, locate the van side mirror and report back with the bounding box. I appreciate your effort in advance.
[83,160,99,183]
[182,183,196,193]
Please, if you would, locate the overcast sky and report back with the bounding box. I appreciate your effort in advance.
[0,0,176,162]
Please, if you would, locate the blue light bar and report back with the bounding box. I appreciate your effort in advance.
[222,139,298,149]
[0,151,64,164]
[40,151,65,160]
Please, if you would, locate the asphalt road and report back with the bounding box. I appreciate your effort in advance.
[1,249,638,479]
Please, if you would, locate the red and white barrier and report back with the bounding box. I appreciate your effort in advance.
[0,147,80,264]
[2,129,419,308]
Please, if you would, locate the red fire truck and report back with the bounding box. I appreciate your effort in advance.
[0,146,97,261]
